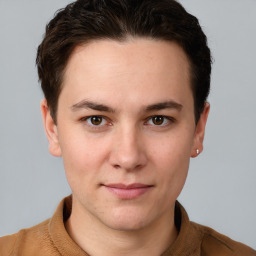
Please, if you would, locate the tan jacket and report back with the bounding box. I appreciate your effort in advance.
[0,196,255,256]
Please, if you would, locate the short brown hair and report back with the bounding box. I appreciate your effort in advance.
[36,0,212,123]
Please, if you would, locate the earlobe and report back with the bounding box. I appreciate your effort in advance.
[40,99,62,157]
[191,102,210,158]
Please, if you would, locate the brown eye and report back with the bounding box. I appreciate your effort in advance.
[90,116,103,125]
[152,116,165,125]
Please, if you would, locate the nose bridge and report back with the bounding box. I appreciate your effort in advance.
[110,123,146,170]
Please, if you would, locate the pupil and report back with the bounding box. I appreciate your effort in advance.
[153,116,164,125]
[91,116,102,125]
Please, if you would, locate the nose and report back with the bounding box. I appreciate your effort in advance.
[109,126,147,171]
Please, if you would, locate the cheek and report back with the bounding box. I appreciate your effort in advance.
[58,130,110,187]
[149,131,194,199]
[150,128,194,164]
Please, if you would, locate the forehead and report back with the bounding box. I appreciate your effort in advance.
[65,39,190,79]
[61,39,192,109]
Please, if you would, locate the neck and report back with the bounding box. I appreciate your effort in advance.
[65,200,178,256]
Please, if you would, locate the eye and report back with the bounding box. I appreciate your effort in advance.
[147,116,174,126]
[151,116,165,125]
[85,116,107,126]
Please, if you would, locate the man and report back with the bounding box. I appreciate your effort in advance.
[0,0,255,255]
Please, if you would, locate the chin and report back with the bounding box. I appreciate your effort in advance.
[100,207,152,232]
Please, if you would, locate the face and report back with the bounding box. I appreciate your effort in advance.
[42,39,209,231]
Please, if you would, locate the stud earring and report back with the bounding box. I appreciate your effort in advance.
[196,149,200,155]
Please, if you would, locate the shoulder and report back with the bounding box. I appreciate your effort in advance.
[0,219,57,256]
[191,222,256,256]
[0,233,18,256]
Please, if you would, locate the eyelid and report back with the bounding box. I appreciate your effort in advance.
[145,115,176,126]
[80,115,112,129]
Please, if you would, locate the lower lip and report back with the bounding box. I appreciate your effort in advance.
[104,186,152,199]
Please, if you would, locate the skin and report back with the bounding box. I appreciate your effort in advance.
[41,38,209,256]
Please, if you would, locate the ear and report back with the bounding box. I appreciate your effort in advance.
[40,99,62,157]
[191,102,210,158]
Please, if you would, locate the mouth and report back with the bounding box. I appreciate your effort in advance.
[102,183,154,200]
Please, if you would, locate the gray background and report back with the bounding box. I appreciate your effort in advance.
[0,0,255,249]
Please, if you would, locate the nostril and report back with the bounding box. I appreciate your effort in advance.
[134,164,143,170]
[112,163,143,171]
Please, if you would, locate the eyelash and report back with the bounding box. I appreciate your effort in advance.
[80,116,111,130]
[80,115,175,129]
[145,116,176,127]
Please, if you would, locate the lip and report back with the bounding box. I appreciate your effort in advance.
[103,183,153,199]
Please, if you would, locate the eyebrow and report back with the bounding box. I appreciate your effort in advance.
[71,99,183,113]
[71,100,115,113]
[145,100,183,112]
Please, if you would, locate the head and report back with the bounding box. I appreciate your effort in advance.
[37,0,211,125]
[38,0,211,233]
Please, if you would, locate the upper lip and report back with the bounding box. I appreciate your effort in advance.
[103,183,153,189]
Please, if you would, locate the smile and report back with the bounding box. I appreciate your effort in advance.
[102,183,154,200]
